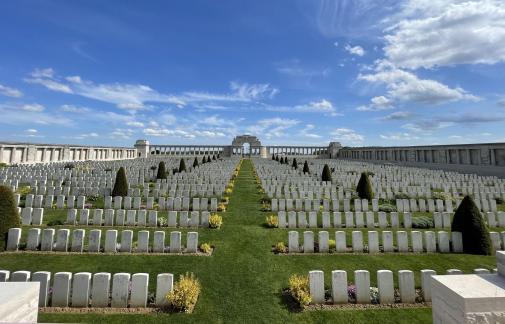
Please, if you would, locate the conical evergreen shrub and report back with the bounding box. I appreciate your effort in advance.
[179,158,187,173]
[207,156,211,163]
[272,154,275,160]
[356,172,374,200]
[451,195,493,255]
[275,155,280,162]
[292,158,298,169]
[0,185,20,250]
[201,156,206,164]
[284,158,289,165]
[112,167,128,197]
[193,157,199,168]
[321,164,332,182]
[302,161,310,174]
[156,161,167,179]
[212,155,216,160]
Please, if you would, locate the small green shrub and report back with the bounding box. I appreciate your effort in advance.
[432,191,453,201]
[265,215,278,228]
[47,220,64,226]
[64,163,75,169]
[0,162,8,168]
[209,214,223,229]
[166,273,201,313]
[288,274,311,308]
[412,216,434,229]
[328,239,336,250]
[496,197,504,204]
[273,242,287,253]
[378,204,397,212]
[394,192,410,199]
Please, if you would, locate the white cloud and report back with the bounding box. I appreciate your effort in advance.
[20,103,45,112]
[60,104,91,113]
[301,124,322,139]
[330,128,364,144]
[110,128,135,139]
[126,121,145,128]
[26,68,278,110]
[25,129,37,133]
[246,118,299,139]
[0,103,72,126]
[380,111,413,120]
[345,44,365,56]
[358,61,479,106]
[384,0,505,69]
[379,132,420,141]
[229,81,278,100]
[293,99,340,116]
[0,84,23,98]
[356,95,394,111]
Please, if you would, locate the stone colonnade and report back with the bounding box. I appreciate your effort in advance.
[339,143,505,167]
[149,145,226,156]
[267,146,328,156]
[0,142,136,164]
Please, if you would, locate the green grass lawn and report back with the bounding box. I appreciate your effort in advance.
[0,159,498,323]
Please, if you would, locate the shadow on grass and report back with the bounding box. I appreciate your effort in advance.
[278,289,304,313]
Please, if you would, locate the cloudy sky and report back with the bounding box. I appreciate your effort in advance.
[1,0,505,147]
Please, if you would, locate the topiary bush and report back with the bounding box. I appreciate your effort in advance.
[451,195,493,255]
[356,172,374,200]
[111,167,128,197]
[0,185,21,250]
[179,159,187,173]
[166,272,201,313]
[156,161,167,179]
[292,158,298,169]
[321,164,332,182]
[193,157,199,168]
[302,161,310,174]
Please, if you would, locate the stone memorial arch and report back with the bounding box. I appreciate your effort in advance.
[227,135,266,157]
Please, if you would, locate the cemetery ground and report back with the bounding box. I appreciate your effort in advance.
[0,159,499,323]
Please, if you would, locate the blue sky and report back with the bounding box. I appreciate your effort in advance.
[1,0,505,147]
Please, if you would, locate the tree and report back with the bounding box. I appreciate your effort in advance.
[284,157,289,165]
[322,164,332,182]
[212,154,216,160]
[275,155,280,162]
[179,158,187,173]
[0,185,20,250]
[193,157,199,168]
[201,156,206,164]
[112,167,128,197]
[451,195,493,255]
[156,161,167,179]
[302,161,310,174]
[272,154,275,160]
[292,158,298,169]
[356,172,374,200]
[207,156,211,163]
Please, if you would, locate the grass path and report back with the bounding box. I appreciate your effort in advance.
[2,159,497,323]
